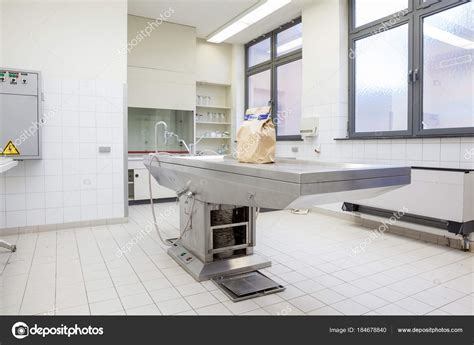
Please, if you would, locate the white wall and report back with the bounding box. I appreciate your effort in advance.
[196,39,233,85]
[276,0,474,171]
[0,0,127,230]
[127,15,241,153]
[127,15,196,111]
[231,44,246,145]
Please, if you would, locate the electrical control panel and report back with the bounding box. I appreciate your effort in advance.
[0,68,42,159]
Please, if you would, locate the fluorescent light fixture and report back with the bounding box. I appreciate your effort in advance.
[207,0,291,43]
[424,24,474,50]
[207,22,249,44]
[277,37,302,55]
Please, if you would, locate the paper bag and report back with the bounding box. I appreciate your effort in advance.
[236,107,276,164]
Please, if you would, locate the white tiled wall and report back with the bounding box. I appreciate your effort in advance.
[277,135,474,170]
[276,0,474,171]
[0,79,125,229]
[0,0,127,230]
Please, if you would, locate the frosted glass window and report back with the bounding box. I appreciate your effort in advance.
[422,3,474,130]
[276,60,302,136]
[248,38,271,68]
[248,70,271,108]
[355,0,408,27]
[128,108,193,152]
[355,24,409,133]
[276,23,302,57]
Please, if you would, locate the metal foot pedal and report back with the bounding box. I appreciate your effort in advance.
[212,271,284,302]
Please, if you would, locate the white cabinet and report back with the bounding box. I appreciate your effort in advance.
[132,168,176,200]
[128,158,176,201]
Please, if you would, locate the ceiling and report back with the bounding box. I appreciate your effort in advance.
[128,0,309,44]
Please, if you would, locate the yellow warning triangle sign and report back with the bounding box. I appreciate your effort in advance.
[3,140,20,155]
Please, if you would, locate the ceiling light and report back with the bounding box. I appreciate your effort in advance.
[424,24,474,50]
[207,0,291,43]
[207,22,249,44]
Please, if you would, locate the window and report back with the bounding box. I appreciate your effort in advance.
[422,4,474,129]
[354,0,408,27]
[354,24,409,133]
[246,18,302,140]
[248,38,271,68]
[276,22,302,57]
[349,0,473,138]
[248,70,271,108]
[276,59,303,136]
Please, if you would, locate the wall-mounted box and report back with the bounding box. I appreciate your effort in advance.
[0,68,42,159]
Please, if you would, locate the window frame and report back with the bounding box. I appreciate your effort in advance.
[245,17,303,141]
[348,0,473,139]
[246,66,272,118]
[349,0,413,34]
[413,0,474,136]
[348,15,414,138]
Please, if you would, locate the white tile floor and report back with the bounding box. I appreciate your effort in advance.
[0,203,472,316]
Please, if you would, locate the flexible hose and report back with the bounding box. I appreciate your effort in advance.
[180,194,196,239]
[255,207,260,220]
[148,154,173,246]
[148,153,195,247]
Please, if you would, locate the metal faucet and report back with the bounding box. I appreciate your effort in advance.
[154,120,202,155]
[187,136,205,155]
[179,140,191,154]
[163,129,194,155]
[155,121,169,152]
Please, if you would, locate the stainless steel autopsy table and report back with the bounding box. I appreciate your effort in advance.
[144,154,411,300]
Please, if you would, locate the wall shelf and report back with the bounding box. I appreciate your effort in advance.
[196,105,231,110]
[196,82,233,154]
[197,121,232,125]
[196,81,231,87]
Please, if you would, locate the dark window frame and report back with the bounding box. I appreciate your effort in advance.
[348,0,473,139]
[245,17,303,141]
